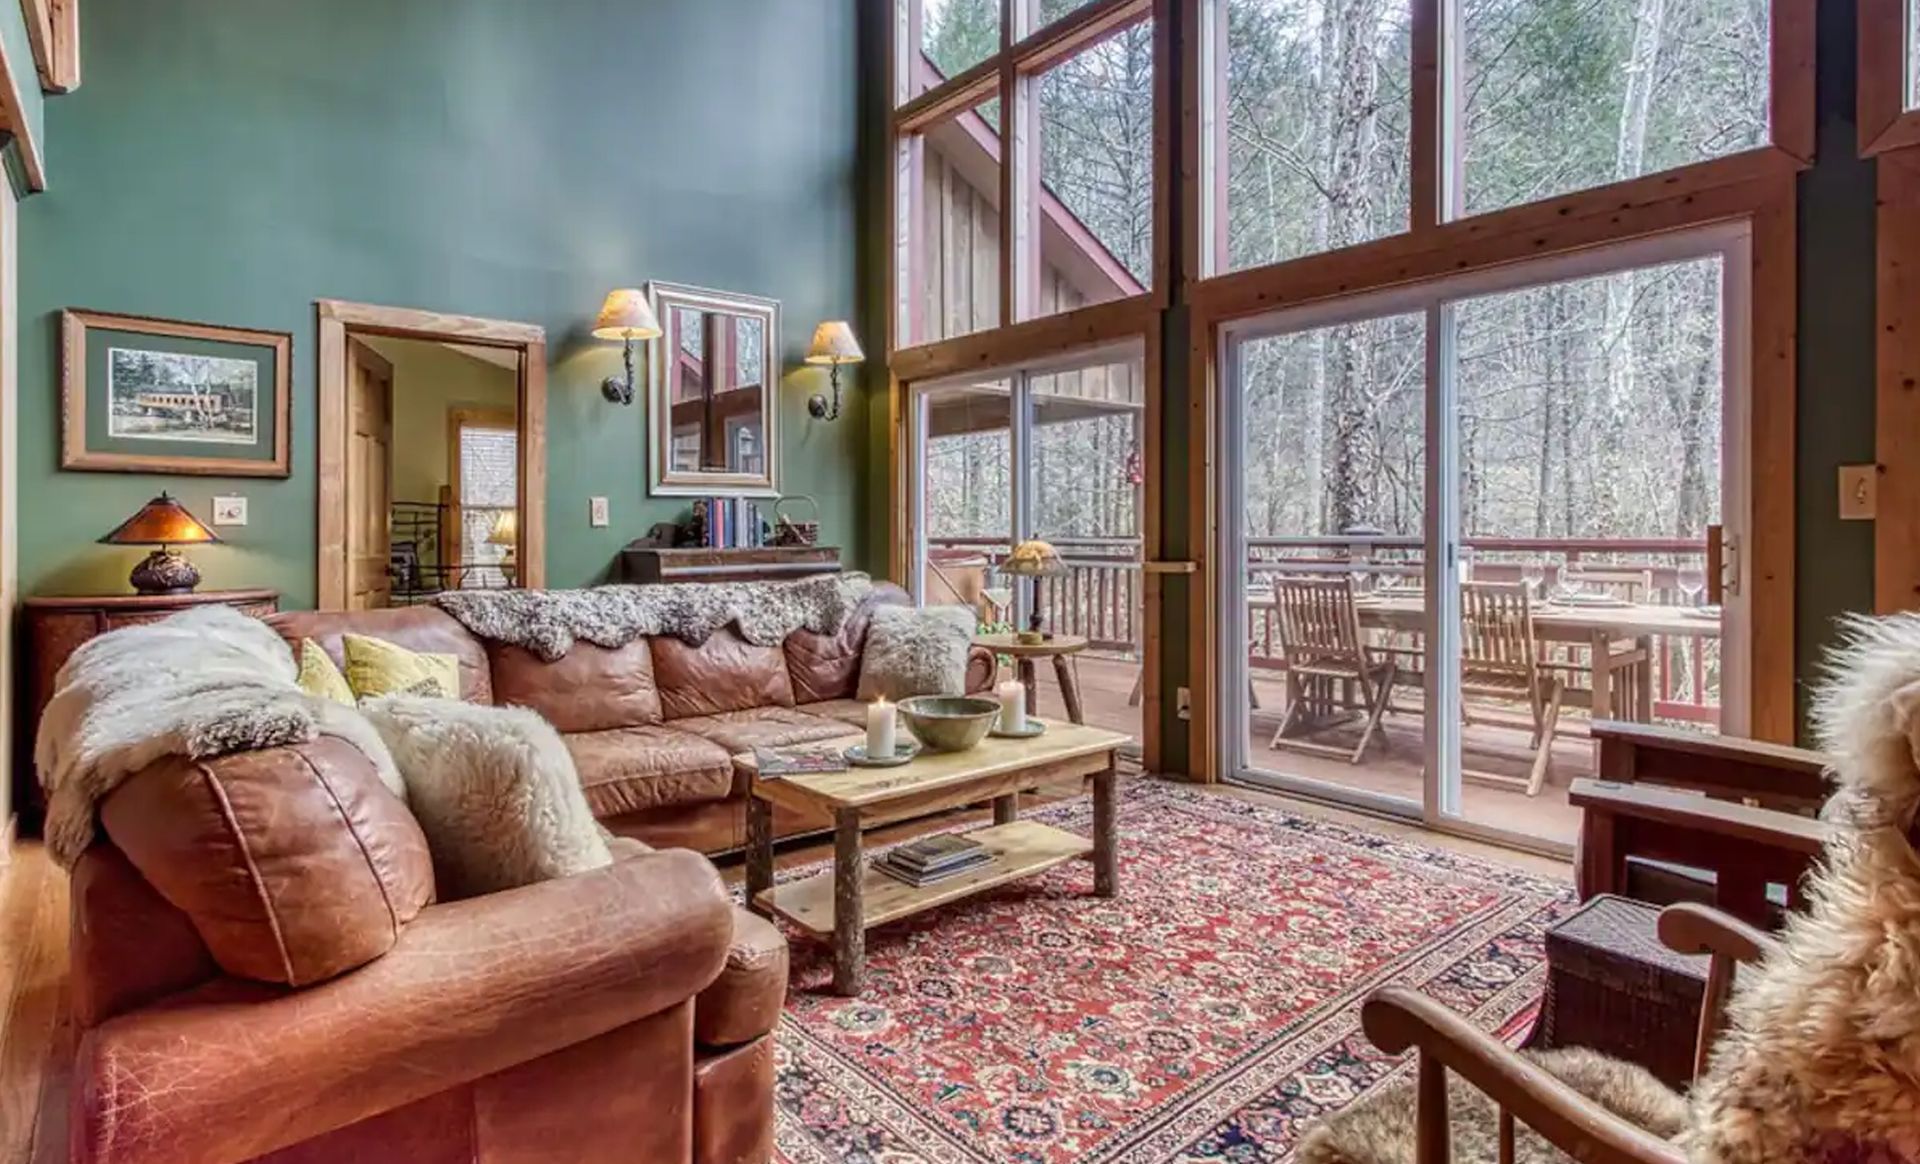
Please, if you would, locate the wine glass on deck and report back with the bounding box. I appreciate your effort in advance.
[1561,558,1586,600]
[1521,559,1546,601]
[1678,564,1707,608]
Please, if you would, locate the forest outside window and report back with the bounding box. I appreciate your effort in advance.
[914,0,1003,100]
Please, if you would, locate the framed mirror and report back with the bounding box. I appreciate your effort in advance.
[647,282,780,497]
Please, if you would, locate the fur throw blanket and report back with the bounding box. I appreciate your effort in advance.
[433,571,873,661]
[1295,1047,1687,1164]
[34,605,400,869]
[1684,612,1920,1164]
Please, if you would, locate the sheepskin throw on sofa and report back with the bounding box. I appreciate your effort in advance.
[358,693,611,897]
[34,605,400,869]
[434,571,873,661]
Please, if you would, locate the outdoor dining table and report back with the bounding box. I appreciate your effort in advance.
[1246,589,1721,725]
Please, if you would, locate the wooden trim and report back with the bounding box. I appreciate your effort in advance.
[314,299,543,347]
[316,300,546,610]
[1878,150,1920,611]
[22,0,77,93]
[1186,309,1216,781]
[1409,0,1441,229]
[1769,0,1815,163]
[60,308,293,476]
[1747,179,1796,742]
[1859,0,1920,156]
[1142,323,1164,771]
[892,294,1156,383]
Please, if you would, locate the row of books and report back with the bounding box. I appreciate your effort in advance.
[875,834,992,887]
[698,497,766,549]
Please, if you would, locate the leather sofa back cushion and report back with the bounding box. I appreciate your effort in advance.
[652,627,796,720]
[269,607,494,703]
[488,640,663,733]
[101,736,435,987]
[784,583,909,703]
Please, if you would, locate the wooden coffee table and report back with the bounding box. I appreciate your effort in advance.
[740,723,1128,996]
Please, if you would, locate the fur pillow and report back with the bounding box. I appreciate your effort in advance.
[359,694,610,898]
[856,604,976,701]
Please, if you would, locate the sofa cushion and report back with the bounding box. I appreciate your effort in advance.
[695,908,788,1048]
[270,607,493,703]
[672,707,855,755]
[796,699,870,730]
[100,735,435,988]
[488,639,664,732]
[564,725,736,817]
[784,583,910,703]
[652,627,795,719]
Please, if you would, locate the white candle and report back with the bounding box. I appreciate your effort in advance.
[997,680,1027,733]
[866,697,896,758]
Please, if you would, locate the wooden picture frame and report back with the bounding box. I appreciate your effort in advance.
[61,309,292,477]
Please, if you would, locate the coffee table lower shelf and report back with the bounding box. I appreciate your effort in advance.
[752,819,1093,936]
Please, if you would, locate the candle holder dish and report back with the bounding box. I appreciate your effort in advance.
[898,695,1002,752]
[845,740,921,768]
[990,717,1047,740]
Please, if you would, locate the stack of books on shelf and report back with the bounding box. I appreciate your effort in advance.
[875,834,993,887]
[699,497,765,549]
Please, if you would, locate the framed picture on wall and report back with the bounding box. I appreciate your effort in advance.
[61,308,292,477]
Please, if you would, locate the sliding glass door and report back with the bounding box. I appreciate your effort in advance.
[909,346,1146,747]
[1220,226,1749,851]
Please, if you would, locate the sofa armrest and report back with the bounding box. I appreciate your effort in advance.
[72,849,733,1164]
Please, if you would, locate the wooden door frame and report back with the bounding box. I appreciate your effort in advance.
[315,300,547,610]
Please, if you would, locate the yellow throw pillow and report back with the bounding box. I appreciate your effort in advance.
[342,634,461,700]
[295,638,355,706]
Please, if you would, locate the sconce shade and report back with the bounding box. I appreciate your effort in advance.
[487,509,519,546]
[1004,539,1067,578]
[98,493,221,547]
[804,321,865,366]
[592,289,662,341]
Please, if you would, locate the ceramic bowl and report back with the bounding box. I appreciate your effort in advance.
[898,695,1002,752]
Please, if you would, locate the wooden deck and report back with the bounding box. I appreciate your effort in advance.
[1035,653,1589,845]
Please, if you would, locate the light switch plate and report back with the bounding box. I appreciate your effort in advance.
[1839,464,1877,521]
[211,495,248,526]
[589,496,610,527]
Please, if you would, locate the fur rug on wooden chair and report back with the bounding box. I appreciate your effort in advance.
[1294,1047,1687,1164]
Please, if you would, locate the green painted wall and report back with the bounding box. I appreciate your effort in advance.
[19,0,872,608]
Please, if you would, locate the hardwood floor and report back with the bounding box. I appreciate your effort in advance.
[0,778,1567,1164]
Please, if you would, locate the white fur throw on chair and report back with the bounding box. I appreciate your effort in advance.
[359,694,611,898]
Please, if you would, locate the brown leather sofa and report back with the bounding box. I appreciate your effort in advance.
[268,580,989,852]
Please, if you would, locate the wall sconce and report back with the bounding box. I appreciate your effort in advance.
[593,288,661,406]
[804,320,865,421]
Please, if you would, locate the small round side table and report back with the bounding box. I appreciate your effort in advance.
[972,632,1091,724]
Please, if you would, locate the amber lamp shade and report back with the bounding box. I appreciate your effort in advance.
[99,492,220,595]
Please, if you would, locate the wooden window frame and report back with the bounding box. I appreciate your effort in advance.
[315,300,547,610]
[1861,0,1920,156]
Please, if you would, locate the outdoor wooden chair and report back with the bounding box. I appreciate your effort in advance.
[1461,581,1565,796]
[1350,902,1776,1164]
[1268,575,1396,763]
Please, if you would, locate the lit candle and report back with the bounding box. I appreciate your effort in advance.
[997,680,1027,733]
[866,697,896,759]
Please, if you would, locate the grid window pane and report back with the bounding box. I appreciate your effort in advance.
[458,425,517,589]
[1032,20,1155,319]
[1222,0,1414,272]
[1460,0,1771,216]
[906,97,1004,346]
[916,0,1002,95]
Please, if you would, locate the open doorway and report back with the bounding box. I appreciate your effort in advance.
[315,301,546,611]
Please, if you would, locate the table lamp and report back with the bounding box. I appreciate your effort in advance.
[594,288,662,406]
[804,321,865,421]
[1003,539,1067,644]
[488,509,519,583]
[99,492,220,595]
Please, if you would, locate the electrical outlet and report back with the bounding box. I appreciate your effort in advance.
[1839,464,1878,521]
[1176,686,1192,721]
[211,495,248,526]
[589,496,610,528]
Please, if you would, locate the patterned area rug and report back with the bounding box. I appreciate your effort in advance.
[769,778,1573,1163]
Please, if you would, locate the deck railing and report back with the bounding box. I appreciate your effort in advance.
[926,532,1720,726]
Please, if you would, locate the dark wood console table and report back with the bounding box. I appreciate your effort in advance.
[617,545,842,585]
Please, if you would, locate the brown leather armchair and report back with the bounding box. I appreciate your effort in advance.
[65,735,787,1164]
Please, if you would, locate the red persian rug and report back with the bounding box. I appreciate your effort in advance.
[769,778,1572,1163]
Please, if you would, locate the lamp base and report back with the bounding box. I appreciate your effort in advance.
[129,548,200,596]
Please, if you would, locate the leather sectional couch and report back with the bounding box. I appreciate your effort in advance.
[63,579,979,1163]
